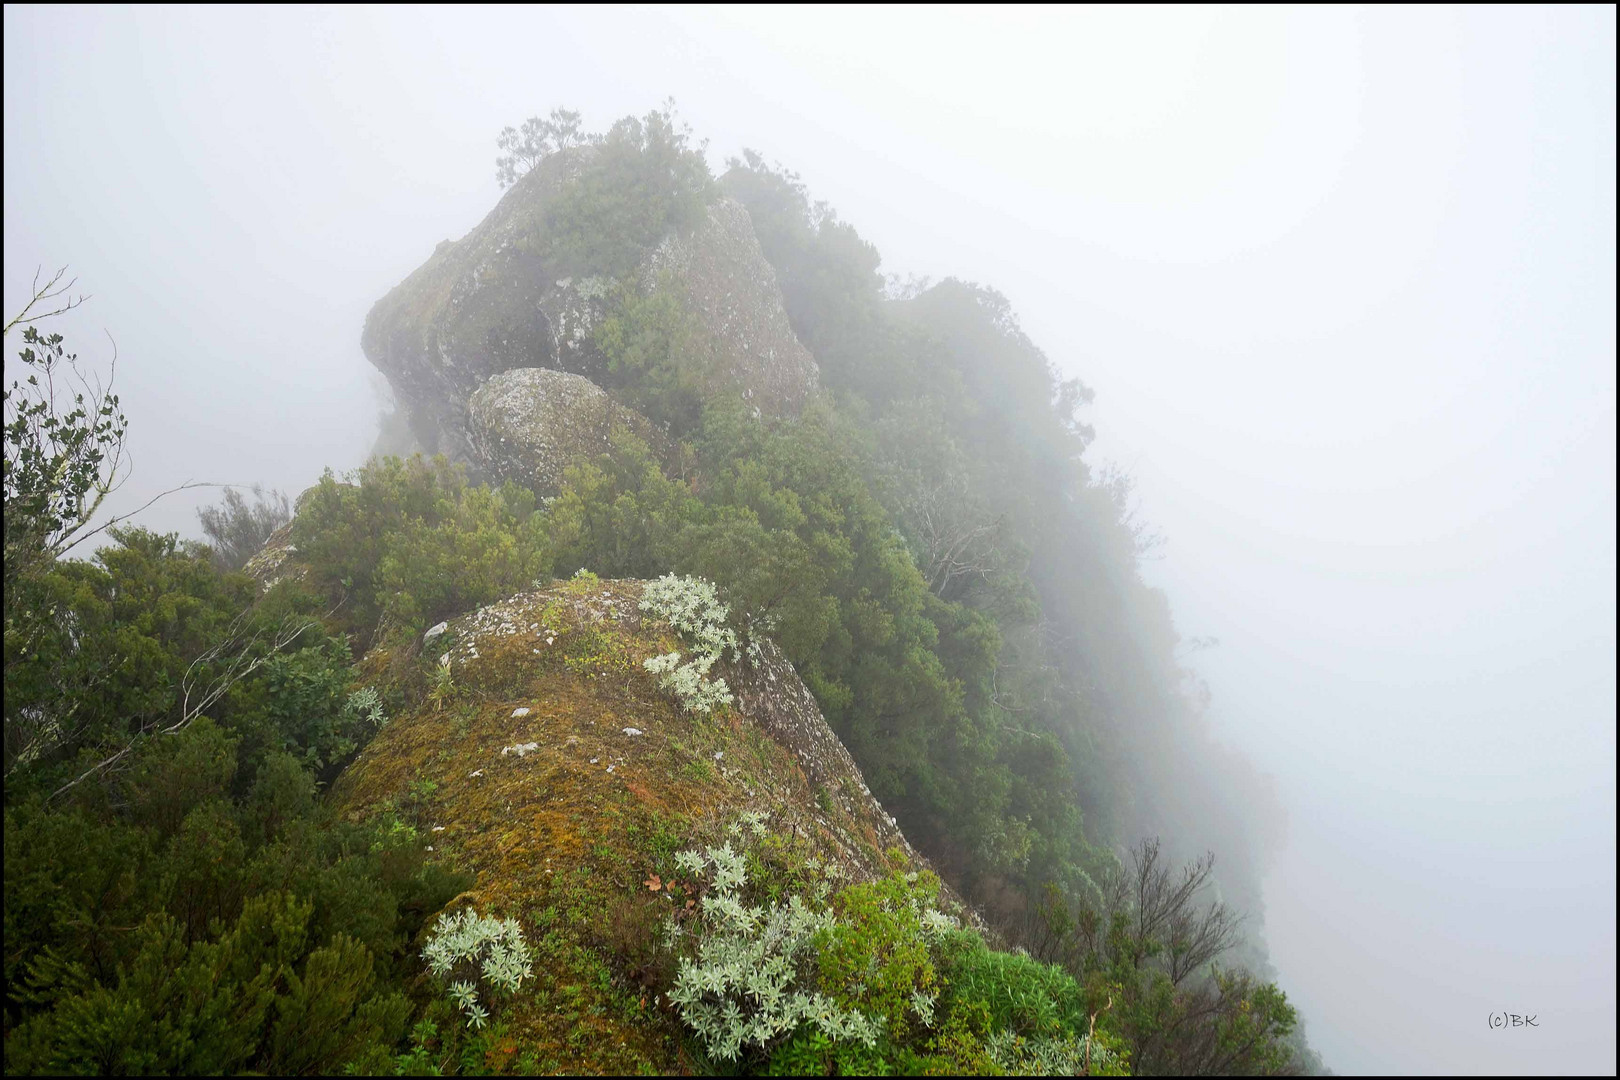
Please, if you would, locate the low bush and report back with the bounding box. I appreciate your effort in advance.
[421,908,536,1030]
[659,816,1129,1075]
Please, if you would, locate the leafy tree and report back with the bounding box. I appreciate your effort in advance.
[495,107,589,189]
[2,268,126,587]
[4,271,132,777]
[1020,839,1302,1075]
[290,454,549,644]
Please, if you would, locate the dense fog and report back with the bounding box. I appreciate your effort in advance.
[5,7,1614,1073]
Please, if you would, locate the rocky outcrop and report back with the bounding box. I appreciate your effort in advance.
[536,273,614,383]
[360,149,596,461]
[240,520,303,591]
[240,483,334,592]
[465,367,671,495]
[382,577,931,875]
[361,148,818,465]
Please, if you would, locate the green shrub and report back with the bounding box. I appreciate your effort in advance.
[662,826,877,1064]
[421,908,536,1030]
[935,930,1088,1039]
[4,892,410,1077]
[291,455,548,642]
[532,102,714,280]
[817,869,953,1037]
[593,278,709,435]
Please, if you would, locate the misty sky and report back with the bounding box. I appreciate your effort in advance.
[5,7,1614,1074]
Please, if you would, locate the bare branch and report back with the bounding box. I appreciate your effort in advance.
[3,265,90,337]
[54,480,242,560]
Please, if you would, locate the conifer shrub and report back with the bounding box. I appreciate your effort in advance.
[291,455,549,642]
[4,892,412,1076]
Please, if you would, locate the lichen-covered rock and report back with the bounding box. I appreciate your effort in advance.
[240,483,333,592]
[465,367,671,495]
[536,274,614,383]
[641,196,820,419]
[362,148,818,464]
[240,519,303,591]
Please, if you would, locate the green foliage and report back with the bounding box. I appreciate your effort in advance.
[660,820,1126,1076]
[5,891,410,1076]
[3,285,129,588]
[1019,840,1302,1076]
[421,908,536,1030]
[227,634,389,780]
[3,523,261,793]
[2,524,470,1075]
[816,870,950,1037]
[290,454,548,642]
[538,430,697,580]
[122,716,239,836]
[592,277,709,436]
[983,1028,1124,1076]
[528,101,714,280]
[494,106,588,189]
[1112,967,1298,1077]
[4,731,469,1074]
[935,931,1088,1039]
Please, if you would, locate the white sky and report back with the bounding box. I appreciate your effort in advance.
[5,6,1614,1073]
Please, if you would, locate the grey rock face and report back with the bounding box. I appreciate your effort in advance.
[536,274,614,384]
[241,520,304,592]
[641,197,820,419]
[465,368,671,495]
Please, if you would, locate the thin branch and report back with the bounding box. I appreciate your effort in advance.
[4,266,90,336]
[46,612,319,803]
[54,480,241,559]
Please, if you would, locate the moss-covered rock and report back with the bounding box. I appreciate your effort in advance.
[465,368,671,496]
[329,577,968,1074]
